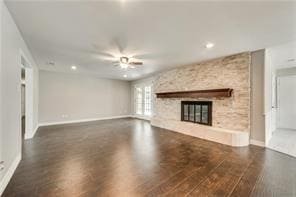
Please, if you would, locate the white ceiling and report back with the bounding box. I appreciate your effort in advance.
[5,1,296,80]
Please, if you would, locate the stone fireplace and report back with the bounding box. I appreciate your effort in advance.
[181,101,212,126]
[150,52,251,147]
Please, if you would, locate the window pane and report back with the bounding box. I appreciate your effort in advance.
[189,105,195,121]
[136,87,142,115]
[201,105,208,123]
[183,104,188,120]
[195,105,201,123]
[144,86,151,116]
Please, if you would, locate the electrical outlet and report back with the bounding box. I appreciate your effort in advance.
[61,114,69,118]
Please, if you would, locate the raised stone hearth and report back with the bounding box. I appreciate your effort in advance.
[151,52,251,147]
[151,118,249,146]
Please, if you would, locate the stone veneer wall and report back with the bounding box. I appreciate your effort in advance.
[151,52,251,134]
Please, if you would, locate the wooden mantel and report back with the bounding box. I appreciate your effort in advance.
[155,88,233,98]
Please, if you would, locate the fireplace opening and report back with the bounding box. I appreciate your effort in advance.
[181,101,212,126]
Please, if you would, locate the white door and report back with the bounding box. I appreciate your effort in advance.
[278,75,296,130]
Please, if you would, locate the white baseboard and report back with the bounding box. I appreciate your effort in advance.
[250,139,265,147]
[38,115,132,127]
[0,153,21,196]
[132,115,151,121]
[24,124,39,140]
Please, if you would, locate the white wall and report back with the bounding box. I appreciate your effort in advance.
[39,71,131,124]
[277,75,296,130]
[277,67,296,76]
[0,1,39,194]
[0,0,3,183]
[250,50,265,144]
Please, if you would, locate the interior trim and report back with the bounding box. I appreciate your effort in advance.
[156,88,233,98]
[24,124,39,139]
[38,115,132,127]
[250,139,265,147]
[0,153,21,196]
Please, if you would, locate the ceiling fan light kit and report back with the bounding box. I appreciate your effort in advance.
[120,63,129,69]
[117,56,143,69]
[120,56,129,64]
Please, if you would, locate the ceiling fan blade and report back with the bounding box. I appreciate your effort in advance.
[92,44,115,57]
[129,62,143,65]
[99,56,117,64]
[112,61,121,67]
[91,44,117,62]
[97,52,115,59]
[132,53,158,59]
[97,56,117,63]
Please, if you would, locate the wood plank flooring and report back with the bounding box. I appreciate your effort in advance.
[3,118,296,197]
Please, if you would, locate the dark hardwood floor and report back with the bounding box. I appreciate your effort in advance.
[3,118,296,197]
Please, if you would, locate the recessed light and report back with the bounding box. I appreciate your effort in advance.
[123,74,127,78]
[71,65,77,70]
[205,42,214,49]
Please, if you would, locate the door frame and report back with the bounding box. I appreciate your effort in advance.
[19,49,34,139]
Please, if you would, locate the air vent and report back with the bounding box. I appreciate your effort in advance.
[47,62,55,66]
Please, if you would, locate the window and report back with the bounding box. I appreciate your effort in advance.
[135,85,152,116]
[136,87,143,115]
[181,101,212,126]
[144,86,151,116]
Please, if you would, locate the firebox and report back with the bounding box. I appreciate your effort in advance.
[181,101,212,126]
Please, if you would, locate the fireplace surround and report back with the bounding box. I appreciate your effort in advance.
[181,101,212,126]
[151,52,250,147]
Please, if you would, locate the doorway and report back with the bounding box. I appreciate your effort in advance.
[20,51,34,140]
[268,73,296,157]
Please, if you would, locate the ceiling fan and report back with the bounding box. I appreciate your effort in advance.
[92,38,145,69]
[116,56,143,69]
[94,51,144,69]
